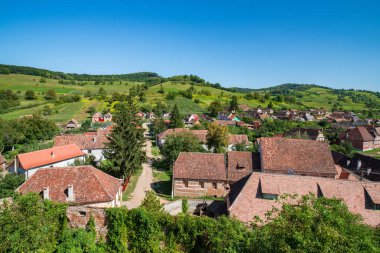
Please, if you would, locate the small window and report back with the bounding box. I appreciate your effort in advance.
[262,193,278,200]
[212,183,217,189]
[199,182,204,188]
[183,180,188,188]
[88,150,92,154]
[374,204,380,210]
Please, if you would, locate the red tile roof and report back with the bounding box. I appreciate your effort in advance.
[173,152,226,181]
[227,151,254,182]
[229,135,249,145]
[17,166,122,205]
[228,173,380,226]
[17,144,85,170]
[54,129,110,150]
[259,137,336,176]
[341,127,374,142]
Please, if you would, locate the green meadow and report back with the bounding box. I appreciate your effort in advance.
[0,73,378,123]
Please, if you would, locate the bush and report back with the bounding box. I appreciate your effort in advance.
[182,199,189,213]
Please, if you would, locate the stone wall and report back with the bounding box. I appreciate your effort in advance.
[66,206,108,239]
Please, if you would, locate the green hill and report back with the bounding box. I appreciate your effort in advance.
[0,64,379,123]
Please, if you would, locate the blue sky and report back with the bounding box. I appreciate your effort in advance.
[0,0,379,91]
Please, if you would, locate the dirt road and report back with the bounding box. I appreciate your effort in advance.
[123,123,155,209]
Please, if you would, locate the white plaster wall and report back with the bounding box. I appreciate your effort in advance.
[18,156,85,179]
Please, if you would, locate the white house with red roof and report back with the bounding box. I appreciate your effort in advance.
[17,165,123,207]
[10,144,85,179]
[54,128,110,161]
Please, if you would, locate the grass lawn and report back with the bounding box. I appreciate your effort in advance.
[356,148,380,160]
[151,146,161,156]
[153,169,172,197]
[122,168,143,201]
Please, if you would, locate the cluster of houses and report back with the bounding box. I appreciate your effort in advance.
[1,103,379,227]
[172,137,380,226]
[156,128,249,151]
[5,126,123,208]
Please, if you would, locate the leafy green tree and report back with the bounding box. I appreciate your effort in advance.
[252,194,379,252]
[41,105,52,116]
[162,131,205,166]
[141,191,163,212]
[39,77,46,83]
[208,100,223,117]
[104,101,146,178]
[98,87,107,100]
[24,90,36,100]
[268,100,274,109]
[44,89,56,100]
[0,193,67,252]
[170,104,184,128]
[182,199,189,213]
[229,95,239,112]
[0,174,24,198]
[151,116,166,137]
[206,123,228,153]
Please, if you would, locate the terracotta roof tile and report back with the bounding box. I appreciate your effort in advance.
[229,135,249,145]
[228,173,380,226]
[259,137,336,175]
[17,166,122,205]
[18,144,85,170]
[342,127,374,142]
[227,151,254,182]
[54,129,110,150]
[173,152,226,181]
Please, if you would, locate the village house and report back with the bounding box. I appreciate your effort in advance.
[54,128,110,161]
[217,112,242,122]
[184,114,200,126]
[258,137,337,178]
[238,104,251,112]
[92,112,112,123]
[339,126,376,151]
[146,112,155,121]
[172,151,259,198]
[172,137,350,198]
[172,153,228,198]
[156,128,249,151]
[10,144,85,179]
[0,153,6,170]
[284,128,325,141]
[227,173,380,227]
[327,112,352,123]
[66,119,81,129]
[367,126,380,149]
[310,109,327,119]
[17,165,123,207]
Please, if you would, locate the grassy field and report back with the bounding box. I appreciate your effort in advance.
[356,148,380,160]
[0,73,378,123]
[152,169,172,197]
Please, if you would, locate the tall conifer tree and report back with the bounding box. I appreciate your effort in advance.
[104,99,146,179]
[170,104,184,128]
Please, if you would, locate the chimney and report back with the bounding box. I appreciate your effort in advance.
[51,151,55,158]
[43,186,49,200]
[67,185,75,202]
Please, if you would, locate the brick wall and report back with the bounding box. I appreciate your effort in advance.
[173,179,229,198]
[66,206,108,240]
